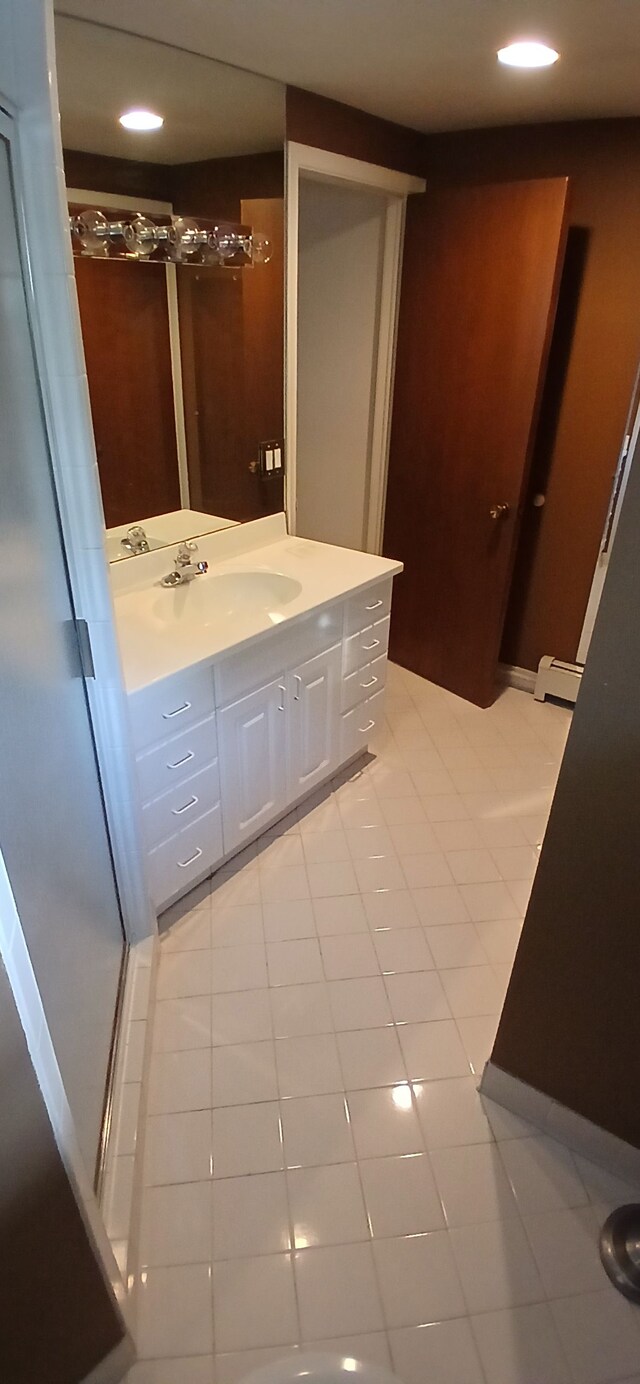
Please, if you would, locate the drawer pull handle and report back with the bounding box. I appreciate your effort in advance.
[278,684,286,712]
[362,639,380,651]
[172,795,198,816]
[365,598,383,611]
[167,750,195,770]
[359,718,375,733]
[294,674,302,701]
[163,700,191,720]
[361,676,377,689]
[178,847,202,869]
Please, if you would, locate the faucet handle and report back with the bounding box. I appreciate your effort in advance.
[175,541,198,567]
[121,524,150,554]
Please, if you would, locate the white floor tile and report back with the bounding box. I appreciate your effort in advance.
[143,1110,213,1187]
[347,1085,423,1159]
[313,894,369,935]
[399,852,454,888]
[337,1026,407,1089]
[294,1242,384,1339]
[422,794,472,823]
[211,944,268,994]
[210,990,272,1046]
[212,1102,284,1178]
[345,824,397,860]
[215,1347,299,1384]
[384,970,450,1025]
[373,1231,466,1327]
[475,918,523,965]
[424,923,489,969]
[212,1252,298,1352]
[156,949,213,1001]
[507,878,533,913]
[550,1290,640,1384]
[456,1013,500,1075]
[430,1143,518,1227]
[281,1093,356,1168]
[306,859,360,898]
[522,1205,605,1297]
[411,885,470,926]
[161,906,211,953]
[373,927,435,974]
[262,899,316,942]
[327,976,393,1030]
[210,903,264,948]
[353,854,407,893]
[212,1171,291,1258]
[147,1048,212,1116]
[276,1033,343,1098]
[459,881,520,921]
[289,1161,369,1247]
[414,1077,494,1149]
[211,1040,279,1107]
[136,1262,214,1359]
[433,819,485,851]
[471,1303,571,1384]
[387,821,440,854]
[439,964,504,1017]
[380,797,429,826]
[492,845,538,881]
[320,932,380,980]
[363,889,421,931]
[266,938,324,986]
[398,1020,471,1081]
[211,870,261,907]
[270,981,333,1038]
[450,1218,545,1313]
[499,1135,588,1214]
[302,829,351,863]
[258,835,304,869]
[390,1319,484,1384]
[139,1181,212,1267]
[360,1152,445,1236]
[260,864,310,904]
[153,996,213,1052]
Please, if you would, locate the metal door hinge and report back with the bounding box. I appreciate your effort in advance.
[66,617,95,679]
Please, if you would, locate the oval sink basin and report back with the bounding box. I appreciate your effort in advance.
[154,569,303,627]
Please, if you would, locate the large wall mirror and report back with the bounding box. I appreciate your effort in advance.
[54,17,286,560]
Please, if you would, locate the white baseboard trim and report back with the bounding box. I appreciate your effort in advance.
[534,655,583,704]
[498,663,537,694]
[481,1060,640,1186]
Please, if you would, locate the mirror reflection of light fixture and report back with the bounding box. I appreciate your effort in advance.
[69,207,271,267]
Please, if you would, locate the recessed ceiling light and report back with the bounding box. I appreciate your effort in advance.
[497,41,560,69]
[119,109,164,131]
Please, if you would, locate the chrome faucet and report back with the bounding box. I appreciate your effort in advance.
[121,524,150,555]
[161,541,209,587]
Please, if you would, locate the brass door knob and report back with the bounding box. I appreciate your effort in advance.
[489,503,510,521]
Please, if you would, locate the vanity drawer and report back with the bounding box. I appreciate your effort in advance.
[149,805,223,912]
[129,666,215,752]
[136,713,218,803]
[142,760,221,852]
[341,654,388,712]
[343,616,390,677]
[340,688,386,763]
[344,581,392,637]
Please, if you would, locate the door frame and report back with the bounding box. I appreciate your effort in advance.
[285,141,425,552]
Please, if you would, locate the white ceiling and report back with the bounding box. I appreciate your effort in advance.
[55,16,284,162]
[55,0,640,133]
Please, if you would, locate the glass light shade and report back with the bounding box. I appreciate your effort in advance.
[497,41,559,67]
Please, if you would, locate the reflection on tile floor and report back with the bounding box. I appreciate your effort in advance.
[127,664,640,1384]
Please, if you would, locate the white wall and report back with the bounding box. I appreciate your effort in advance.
[296,177,387,551]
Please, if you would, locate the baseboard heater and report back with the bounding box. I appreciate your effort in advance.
[534,655,583,704]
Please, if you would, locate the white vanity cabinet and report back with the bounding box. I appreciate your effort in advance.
[127,576,393,913]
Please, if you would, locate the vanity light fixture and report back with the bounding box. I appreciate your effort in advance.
[497,40,560,68]
[119,108,164,131]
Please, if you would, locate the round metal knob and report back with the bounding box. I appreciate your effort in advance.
[489,503,510,521]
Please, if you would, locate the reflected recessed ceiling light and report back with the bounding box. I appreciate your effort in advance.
[497,41,560,68]
[119,109,164,131]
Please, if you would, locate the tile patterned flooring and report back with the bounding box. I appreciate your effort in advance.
[127,664,640,1384]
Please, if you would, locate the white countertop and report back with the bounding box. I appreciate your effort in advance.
[106,508,238,563]
[112,514,402,694]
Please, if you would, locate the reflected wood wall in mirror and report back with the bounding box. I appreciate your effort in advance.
[54,16,286,558]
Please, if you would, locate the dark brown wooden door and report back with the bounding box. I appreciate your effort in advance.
[74,256,180,528]
[383,178,569,707]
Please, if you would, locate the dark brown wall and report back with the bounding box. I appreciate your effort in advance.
[0,962,126,1381]
[417,118,640,672]
[63,147,172,202]
[171,150,284,220]
[492,418,640,1149]
[286,85,425,176]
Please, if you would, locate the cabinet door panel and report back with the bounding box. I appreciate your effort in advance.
[288,644,341,799]
[219,678,287,853]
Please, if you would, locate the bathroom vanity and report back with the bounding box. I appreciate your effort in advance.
[112,515,402,913]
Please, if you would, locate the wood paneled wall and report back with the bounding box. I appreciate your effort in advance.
[417,118,640,672]
[286,85,425,176]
